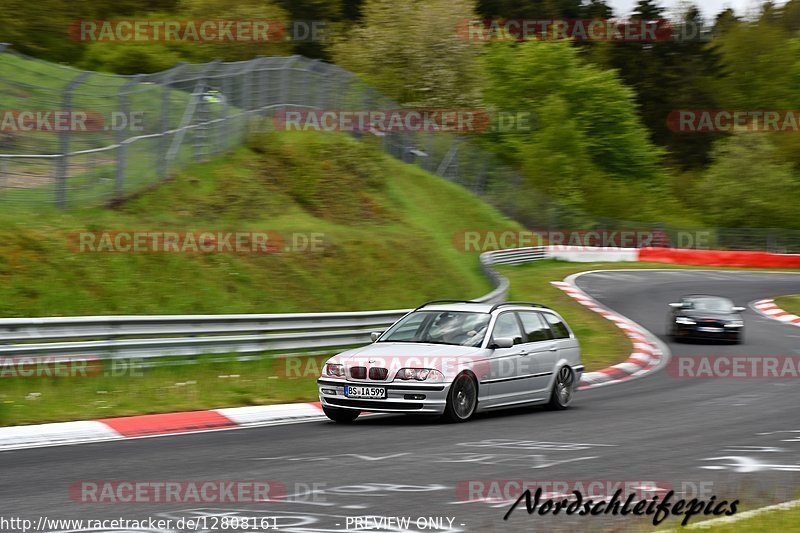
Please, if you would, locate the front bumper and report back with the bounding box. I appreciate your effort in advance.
[318,378,451,414]
[674,324,742,340]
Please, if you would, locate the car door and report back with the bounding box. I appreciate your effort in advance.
[481,311,527,406]
[517,311,559,396]
[542,311,579,361]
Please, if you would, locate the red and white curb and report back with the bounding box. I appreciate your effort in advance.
[0,403,326,451]
[753,299,800,327]
[551,280,665,389]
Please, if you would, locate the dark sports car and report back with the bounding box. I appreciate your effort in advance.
[668,295,745,343]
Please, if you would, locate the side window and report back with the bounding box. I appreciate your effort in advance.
[491,313,523,345]
[519,312,552,343]
[543,313,571,339]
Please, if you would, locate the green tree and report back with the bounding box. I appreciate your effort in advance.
[695,135,800,229]
[781,0,800,32]
[582,0,613,18]
[710,20,798,110]
[712,8,739,35]
[476,0,582,18]
[0,0,89,63]
[272,0,343,58]
[482,40,665,184]
[709,18,800,169]
[586,3,722,169]
[332,0,482,107]
[81,0,293,73]
[0,0,185,64]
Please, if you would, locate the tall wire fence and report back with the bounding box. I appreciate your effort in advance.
[1,44,799,252]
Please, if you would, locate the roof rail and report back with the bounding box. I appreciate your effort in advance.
[489,301,551,313]
[414,299,478,311]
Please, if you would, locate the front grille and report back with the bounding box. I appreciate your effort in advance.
[369,367,388,380]
[327,398,423,410]
[350,366,366,379]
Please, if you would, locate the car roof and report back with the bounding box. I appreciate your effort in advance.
[418,303,493,313]
[681,294,732,301]
[418,303,557,315]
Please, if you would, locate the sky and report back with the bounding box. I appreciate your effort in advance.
[608,0,788,19]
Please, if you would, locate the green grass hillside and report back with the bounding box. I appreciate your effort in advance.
[0,131,518,317]
[775,295,800,316]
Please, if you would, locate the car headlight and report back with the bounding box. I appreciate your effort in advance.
[675,317,696,325]
[395,368,445,382]
[724,321,744,327]
[324,363,345,377]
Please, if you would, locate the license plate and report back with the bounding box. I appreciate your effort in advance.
[698,327,723,332]
[344,386,386,399]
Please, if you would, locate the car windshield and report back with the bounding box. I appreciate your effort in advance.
[684,297,734,313]
[378,310,490,347]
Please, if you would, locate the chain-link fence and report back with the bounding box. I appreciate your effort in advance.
[0,46,474,210]
[0,47,376,207]
[1,45,798,252]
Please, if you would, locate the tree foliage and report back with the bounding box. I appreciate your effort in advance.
[695,135,800,228]
[332,0,482,107]
[482,40,664,185]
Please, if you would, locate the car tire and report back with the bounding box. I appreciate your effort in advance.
[668,322,680,342]
[546,366,574,410]
[322,406,360,423]
[442,372,478,423]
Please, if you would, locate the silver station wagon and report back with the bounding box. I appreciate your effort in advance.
[318,300,584,423]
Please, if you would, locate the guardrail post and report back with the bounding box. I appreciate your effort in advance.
[474,156,488,195]
[192,60,219,163]
[280,56,300,112]
[239,58,261,134]
[767,230,777,253]
[56,71,90,209]
[158,63,184,179]
[306,59,323,109]
[221,66,233,153]
[115,75,143,200]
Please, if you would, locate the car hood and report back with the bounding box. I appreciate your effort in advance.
[330,342,485,372]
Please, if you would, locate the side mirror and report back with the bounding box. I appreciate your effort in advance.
[491,337,514,349]
[669,303,683,309]
[732,306,746,313]
[370,331,382,342]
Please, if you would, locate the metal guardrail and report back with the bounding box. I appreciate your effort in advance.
[483,247,547,265]
[0,249,540,361]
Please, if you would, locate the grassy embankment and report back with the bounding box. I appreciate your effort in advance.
[774,295,800,316]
